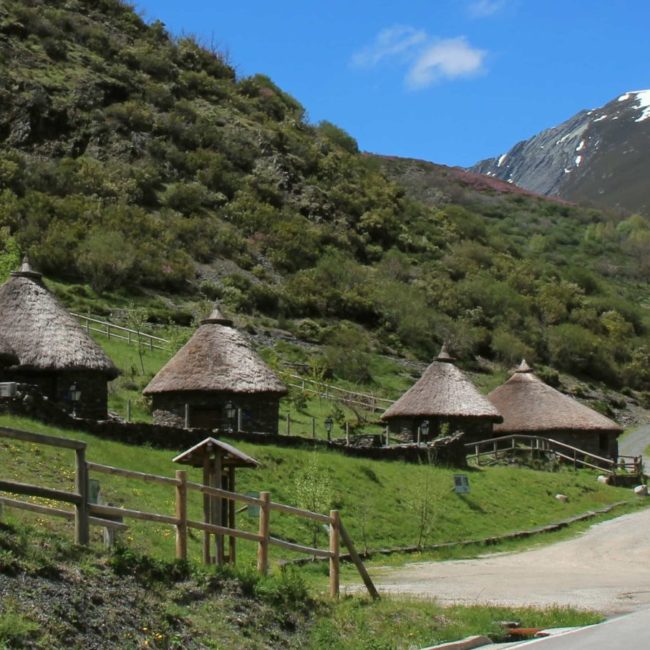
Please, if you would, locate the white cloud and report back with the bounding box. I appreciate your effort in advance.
[351,25,426,68]
[406,37,486,89]
[468,0,508,18]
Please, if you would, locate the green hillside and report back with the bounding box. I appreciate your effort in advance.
[0,0,649,396]
[0,414,640,566]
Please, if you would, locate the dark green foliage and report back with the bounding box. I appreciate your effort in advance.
[0,0,649,391]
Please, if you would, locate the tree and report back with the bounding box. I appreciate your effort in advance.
[292,455,333,550]
[0,227,20,282]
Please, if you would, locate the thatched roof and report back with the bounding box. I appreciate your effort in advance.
[0,336,18,367]
[0,259,118,378]
[381,345,502,421]
[487,360,622,434]
[173,437,260,468]
[143,306,287,396]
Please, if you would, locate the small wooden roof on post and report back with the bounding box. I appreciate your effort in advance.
[172,437,260,468]
[173,437,259,567]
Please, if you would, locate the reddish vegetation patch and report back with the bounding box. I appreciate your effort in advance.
[370,153,572,206]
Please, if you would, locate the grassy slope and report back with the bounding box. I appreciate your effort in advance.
[0,414,641,573]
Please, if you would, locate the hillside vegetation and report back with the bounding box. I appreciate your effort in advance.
[0,0,649,396]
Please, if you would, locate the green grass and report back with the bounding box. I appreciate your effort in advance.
[0,414,645,595]
[306,598,603,649]
[0,518,604,650]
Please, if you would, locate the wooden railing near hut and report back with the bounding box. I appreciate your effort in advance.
[467,434,643,478]
[283,372,395,414]
[71,313,170,351]
[0,427,378,600]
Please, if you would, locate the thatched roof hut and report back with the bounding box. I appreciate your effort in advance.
[381,345,502,442]
[487,360,622,457]
[0,258,118,418]
[0,259,118,377]
[144,306,286,433]
[144,307,286,396]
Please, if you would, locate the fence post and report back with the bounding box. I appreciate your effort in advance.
[75,448,89,546]
[312,417,316,439]
[126,400,132,423]
[257,491,270,576]
[329,509,340,599]
[286,414,290,436]
[184,404,190,430]
[175,470,188,561]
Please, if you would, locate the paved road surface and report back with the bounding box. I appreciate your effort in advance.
[371,508,650,615]
[492,608,650,649]
[619,423,650,470]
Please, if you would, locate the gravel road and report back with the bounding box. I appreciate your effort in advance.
[368,507,650,615]
[619,423,650,469]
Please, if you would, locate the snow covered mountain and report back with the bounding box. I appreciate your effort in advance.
[471,91,650,215]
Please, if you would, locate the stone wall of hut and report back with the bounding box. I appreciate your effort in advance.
[151,391,282,434]
[0,369,109,420]
[385,416,495,445]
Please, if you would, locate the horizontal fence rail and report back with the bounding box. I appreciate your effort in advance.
[283,372,395,414]
[0,427,378,600]
[70,313,170,351]
[466,434,643,476]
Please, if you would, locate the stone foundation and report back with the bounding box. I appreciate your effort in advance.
[0,369,111,420]
[384,416,496,446]
[150,391,282,435]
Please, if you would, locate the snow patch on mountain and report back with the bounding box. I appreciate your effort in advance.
[632,90,650,122]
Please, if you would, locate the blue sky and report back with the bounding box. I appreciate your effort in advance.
[133,0,650,167]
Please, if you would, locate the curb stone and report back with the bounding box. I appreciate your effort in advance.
[420,635,492,650]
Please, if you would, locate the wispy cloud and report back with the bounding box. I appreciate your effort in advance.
[406,37,486,89]
[351,27,486,90]
[467,0,508,18]
[351,25,427,68]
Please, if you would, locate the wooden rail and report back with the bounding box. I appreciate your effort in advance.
[283,372,394,414]
[466,434,643,476]
[0,427,378,600]
[0,428,117,543]
[70,313,170,352]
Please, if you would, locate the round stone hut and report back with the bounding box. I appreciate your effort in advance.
[487,360,623,458]
[0,258,119,419]
[143,307,287,433]
[381,345,502,444]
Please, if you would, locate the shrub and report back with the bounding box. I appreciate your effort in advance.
[76,229,136,292]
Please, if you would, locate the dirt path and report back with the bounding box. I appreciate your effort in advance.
[619,424,650,469]
[367,508,650,615]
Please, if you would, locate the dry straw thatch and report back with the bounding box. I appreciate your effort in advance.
[0,259,118,377]
[488,360,622,434]
[382,345,502,421]
[144,307,287,396]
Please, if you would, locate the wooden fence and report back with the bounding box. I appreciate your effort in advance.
[71,313,170,352]
[0,427,377,600]
[467,434,643,477]
[284,373,395,414]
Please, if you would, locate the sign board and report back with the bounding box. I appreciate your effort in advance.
[246,491,260,517]
[89,479,101,504]
[453,474,470,494]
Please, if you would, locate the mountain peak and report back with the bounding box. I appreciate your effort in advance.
[471,90,650,215]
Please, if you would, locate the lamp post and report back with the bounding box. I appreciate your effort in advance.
[418,419,430,445]
[224,400,237,432]
[68,382,81,418]
[324,416,333,442]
